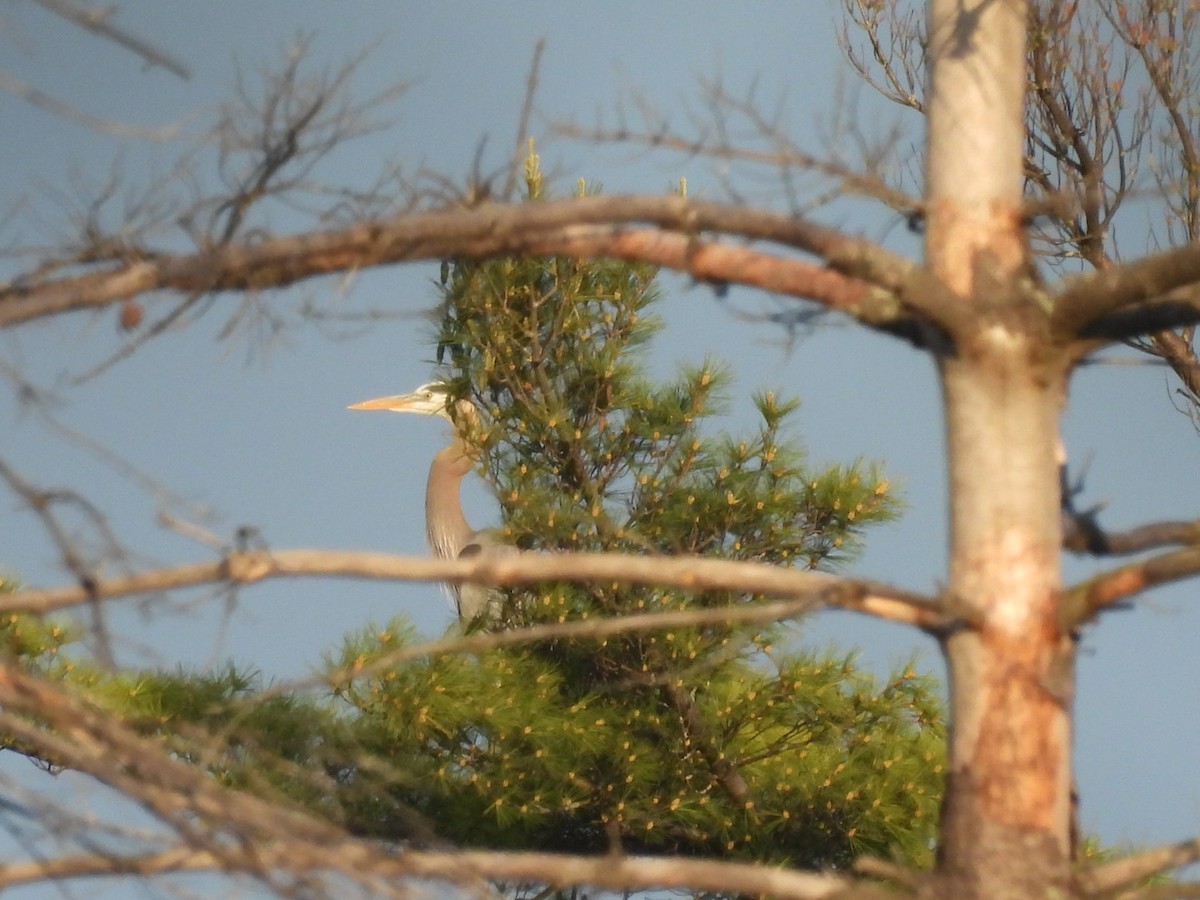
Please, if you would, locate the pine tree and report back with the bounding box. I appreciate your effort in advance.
[328,162,944,871]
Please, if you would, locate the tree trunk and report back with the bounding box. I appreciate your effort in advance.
[924,0,1078,895]
[936,349,1076,896]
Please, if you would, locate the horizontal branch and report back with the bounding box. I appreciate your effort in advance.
[1078,294,1200,342]
[1063,514,1200,556]
[537,225,918,331]
[34,0,192,81]
[1053,242,1200,340]
[399,849,856,900]
[0,548,948,631]
[319,593,928,693]
[1062,546,1200,626]
[1079,835,1200,895]
[0,844,858,899]
[0,847,219,891]
[0,195,928,334]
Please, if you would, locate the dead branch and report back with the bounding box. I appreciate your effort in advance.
[1063,512,1200,556]
[853,854,923,890]
[1078,294,1200,344]
[396,849,859,900]
[1062,546,1200,626]
[32,0,190,80]
[0,195,934,333]
[500,39,546,201]
[0,547,948,631]
[0,843,862,899]
[0,457,119,662]
[315,594,909,694]
[1053,243,1200,340]
[0,663,401,896]
[536,226,866,301]
[553,123,920,216]
[0,71,183,141]
[838,0,926,114]
[845,0,1200,414]
[1079,835,1200,896]
[0,847,220,891]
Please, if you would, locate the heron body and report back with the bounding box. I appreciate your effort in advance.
[349,383,509,623]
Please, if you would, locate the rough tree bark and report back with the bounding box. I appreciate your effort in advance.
[926,0,1075,895]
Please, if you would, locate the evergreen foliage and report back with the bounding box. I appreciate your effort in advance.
[0,161,946,882]
[328,160,944,870]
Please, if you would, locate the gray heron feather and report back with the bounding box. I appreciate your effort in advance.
[349,383,510,623]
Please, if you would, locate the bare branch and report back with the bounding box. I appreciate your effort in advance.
[529,225,920,334]
[0,548,946,630]
[553,123,920,215]
[0,664,399,896]
[1146,326,1200,413]
[1079,835,1200,896]
[838,0,926,114]
[0,843,863,899]
[0,70,183,141]
[315,593,934,696]
[1062,546,1200,625]
[0,456,120,662]
[0,195,943,336]
[1053,242,1200,339]
[0,847,220,892]
[847,0,1200,415]
[32,0,190,80]
[501,38,546,201]
[1063,513,1200,556]
[396,849,860,900]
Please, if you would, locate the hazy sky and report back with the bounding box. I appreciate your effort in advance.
[1,1,1198,892]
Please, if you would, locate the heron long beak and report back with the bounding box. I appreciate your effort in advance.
[347,394,415,411]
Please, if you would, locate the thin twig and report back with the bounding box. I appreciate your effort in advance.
[33,0,191,80]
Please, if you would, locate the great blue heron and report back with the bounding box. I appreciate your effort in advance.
[349,383,511,623]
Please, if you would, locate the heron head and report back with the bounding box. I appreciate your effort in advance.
[349,382,478,425]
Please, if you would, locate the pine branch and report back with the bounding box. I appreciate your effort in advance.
[660,677,754,807]
[0,660,908,898]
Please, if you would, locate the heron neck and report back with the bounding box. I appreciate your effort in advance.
[425,437,476,560]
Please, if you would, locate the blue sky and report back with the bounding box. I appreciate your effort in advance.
[1,1,1198,889]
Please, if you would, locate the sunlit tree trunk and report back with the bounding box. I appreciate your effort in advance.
[925,0,1076,894]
